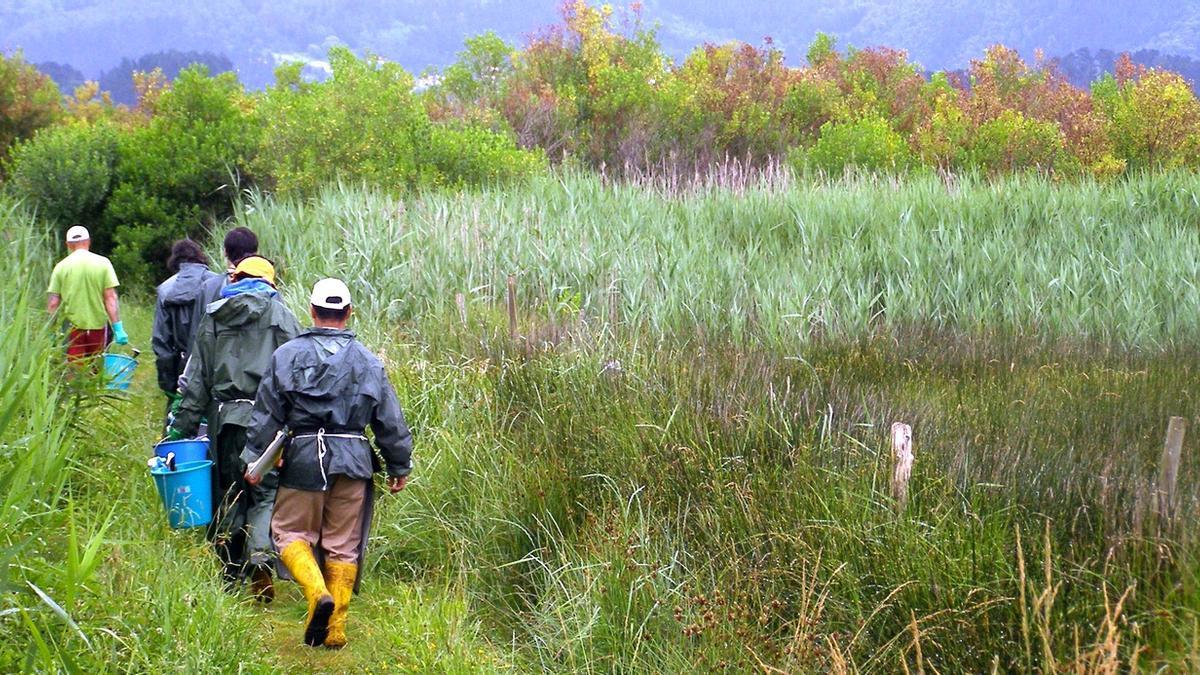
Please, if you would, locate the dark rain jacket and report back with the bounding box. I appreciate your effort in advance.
[173,290,302,442]
[151,263,221,394]
[240,328,413,492]
[200,270,230,307]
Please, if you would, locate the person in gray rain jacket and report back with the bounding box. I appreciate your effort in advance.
[242,278,412,649]
[167,255,301,599]
[152,240,219,405]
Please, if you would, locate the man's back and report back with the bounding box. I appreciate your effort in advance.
[47,249,118,330]
[174,286,301,435]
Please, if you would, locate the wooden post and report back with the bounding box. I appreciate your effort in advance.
[506,275,517,339]
[891,422,914,512]
[455,292,467,325]
[608,280,620,331]
[1157,416,1187,522]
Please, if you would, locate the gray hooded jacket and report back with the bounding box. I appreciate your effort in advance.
[241,328,413,491]
[151,262,220,394]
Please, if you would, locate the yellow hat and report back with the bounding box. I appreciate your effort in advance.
[232,255,276,287]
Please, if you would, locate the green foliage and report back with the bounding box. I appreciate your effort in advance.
[968,109,1069,175]
[0,52,62,168]
[807,32,838,66]
[1096,69,1200,170]
[801,115,911,175]
[6,121,117,226]
[440,31,514,106]
[258,46,540,195]
[103,65,258,282]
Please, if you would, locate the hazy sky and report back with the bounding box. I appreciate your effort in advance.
[3,1,1197,85]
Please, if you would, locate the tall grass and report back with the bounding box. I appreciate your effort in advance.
[221,173,1200,670]
[0,198,278,671]
[237,170,1200,348]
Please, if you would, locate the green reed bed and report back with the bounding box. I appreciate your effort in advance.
[237,170,1200,349]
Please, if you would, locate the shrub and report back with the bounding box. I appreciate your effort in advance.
[967,109,1069,175]
[0,52,62,169]
[257,47,540,195]
[801,116,911,175]
[103,65,258,282]
[1094,66,1200,171]
[6,121,118,227]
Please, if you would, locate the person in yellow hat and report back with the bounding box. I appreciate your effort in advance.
[167,255,301,599]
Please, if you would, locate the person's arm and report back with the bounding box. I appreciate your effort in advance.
[103,288,120,325]
[370,368,413,492]
[242,354,290,484]
[169,317,212,437]
[151,291,176,394]
[47,266,61,314]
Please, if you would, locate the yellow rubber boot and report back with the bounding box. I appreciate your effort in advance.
[323,561,357,649]
[279,540,335,647]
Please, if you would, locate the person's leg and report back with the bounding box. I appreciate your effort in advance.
[245,469,280,601]
[273,486,334,646]
[319,476,370,648]
[211,425,250,585]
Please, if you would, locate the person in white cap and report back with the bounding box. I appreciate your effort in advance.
[47,225,128,360]
[242,278,412,649]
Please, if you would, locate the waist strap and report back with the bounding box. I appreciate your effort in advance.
[291,428,368,491]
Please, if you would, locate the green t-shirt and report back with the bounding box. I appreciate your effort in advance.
[47,249,120,330]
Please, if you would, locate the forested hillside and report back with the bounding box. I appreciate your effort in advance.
[3,0,1199,86]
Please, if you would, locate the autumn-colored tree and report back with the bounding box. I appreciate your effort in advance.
[0,52,62,168]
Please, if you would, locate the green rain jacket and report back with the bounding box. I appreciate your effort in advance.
[173,288,302,441]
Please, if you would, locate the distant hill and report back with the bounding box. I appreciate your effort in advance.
[4,1,1200,87]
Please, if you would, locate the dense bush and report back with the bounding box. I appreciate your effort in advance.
[5,121,117,227]
[103,66,259,281]
[257,47,541,194]
[800,115,911,175]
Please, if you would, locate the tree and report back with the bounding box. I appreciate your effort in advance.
[0,52,62,169]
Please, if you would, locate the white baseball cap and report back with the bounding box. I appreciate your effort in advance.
[310,278,352,310]
[65,225,90,242]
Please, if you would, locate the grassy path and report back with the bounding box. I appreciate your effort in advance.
[91,303,510,673]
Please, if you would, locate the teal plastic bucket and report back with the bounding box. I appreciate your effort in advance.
[151,460,214,529]
[154,438,209,464]
[103,354,137,391]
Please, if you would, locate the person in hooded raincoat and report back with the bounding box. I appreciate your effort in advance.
[167,255,302,599]
[151,240,220,409]
[242,278,412,649]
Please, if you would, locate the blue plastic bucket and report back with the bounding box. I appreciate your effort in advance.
[151,460,214,529]
[103,354,137,391]
[153,438,210,464]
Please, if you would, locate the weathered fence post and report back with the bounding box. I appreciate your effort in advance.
[891,422,914,512]
[507,275,517,339]
[455,292,467,326]
[1157,416,1187,523]
[608,280,620,333]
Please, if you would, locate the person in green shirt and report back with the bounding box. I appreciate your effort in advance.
[46,225,128,359]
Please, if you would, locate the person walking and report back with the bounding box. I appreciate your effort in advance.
[151,239,219,407]
[167,255,301,599]
[46,225,128,359]
[242,278,412,649]
[202,226,260,305]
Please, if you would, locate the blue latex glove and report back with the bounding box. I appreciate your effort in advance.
[111,321,129,345]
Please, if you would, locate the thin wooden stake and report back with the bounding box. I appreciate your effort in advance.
[891,422,914,512]
[1157,416,1187,522]
[455,292,467,325]
[608,281,620,331]
[507,275,517,339]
